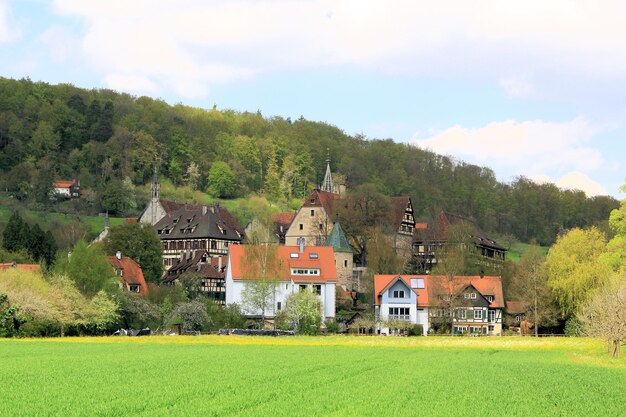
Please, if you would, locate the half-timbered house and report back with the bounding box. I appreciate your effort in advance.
[162,250,227,304]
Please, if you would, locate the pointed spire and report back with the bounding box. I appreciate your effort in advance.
[321,148,335,193]
[151,164,160,200]
[325,222,353,253]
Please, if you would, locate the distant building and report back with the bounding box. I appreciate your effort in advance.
[52,179,80,199]
[226,243,337,320]
[108,252,148,295]
[139,168,245,268]
[412,211,507,273]
[0,262,41,273]
[374,274,504,336]
[325,222,354,290]
[162,250,227,304]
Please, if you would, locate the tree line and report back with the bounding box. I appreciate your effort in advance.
[0,77,618,245]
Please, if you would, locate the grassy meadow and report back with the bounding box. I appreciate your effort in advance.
[1,336,624,417]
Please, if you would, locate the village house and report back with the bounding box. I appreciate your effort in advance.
[374,274,504,336]
[225,243,337,321]
[162,250,227,304]
[51,179,80,199]
[412,211,507,273]
[108,252,148,295]
[0,262,41,273]
[139,170,245,268]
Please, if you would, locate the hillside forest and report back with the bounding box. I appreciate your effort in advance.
[0,77,619,247]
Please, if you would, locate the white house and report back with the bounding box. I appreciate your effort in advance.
[225,243,336,320]
[375,275,429,335]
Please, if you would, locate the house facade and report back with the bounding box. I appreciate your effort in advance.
[108,252,148,295]
[225,244,336,320]
[374,274,504,336]
[52,179,80,199]
[162,250,227,304]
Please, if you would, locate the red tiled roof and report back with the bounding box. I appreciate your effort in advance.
[228,245,337,283]
[108,256,148,295]
[52,180,76,188]
[0,263,41,272]
[373,274,504,308]
[415,223,428,229]
[272,212,295,226]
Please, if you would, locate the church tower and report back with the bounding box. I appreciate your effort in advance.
[321,150,336,194]
[150,165,160,225]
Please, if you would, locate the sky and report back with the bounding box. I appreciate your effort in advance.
[1,0,625,198]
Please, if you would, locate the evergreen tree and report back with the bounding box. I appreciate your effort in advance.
[2,212,30,253]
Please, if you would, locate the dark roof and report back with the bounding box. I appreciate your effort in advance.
[160,200,188,213]
[390,196,413,228]
[325,222,353,253]
[154,204,245,242]
[162,250,226,284]
[413,211,505,251]
[303,190,339,217]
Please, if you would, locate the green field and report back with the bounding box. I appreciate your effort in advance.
[1,336,624,416]
[507,242,550,262]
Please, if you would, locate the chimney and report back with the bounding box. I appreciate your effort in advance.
[297,237,305,253]
[115,251,122,260]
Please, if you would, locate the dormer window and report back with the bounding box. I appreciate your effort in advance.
[290,253,299,258]
[486,295,494,302]
[309,253,318,259]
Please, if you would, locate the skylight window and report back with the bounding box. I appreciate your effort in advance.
[290,253,299,258]
[309,253,318,259]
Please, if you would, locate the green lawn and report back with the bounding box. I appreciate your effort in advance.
[1,336,624,416]
[507,242,550,262]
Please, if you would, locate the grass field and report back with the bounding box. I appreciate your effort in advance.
[507,242,550,262]
[1,336,624,417]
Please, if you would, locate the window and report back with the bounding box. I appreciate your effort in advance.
[388,307,410,320]
[488,310,495,323]
[474,310,483,320]
[290,253,299,258]
[410,278,424,289]
[471,293,477,299]
[392,290,405,298]
[313,284,321,296]
[277,302,282,311]
[291,268,320,276]
[344,260,348,267]
[454,326,468,335]
[129,285,140,293]
[458,309,466,319]
[299,224,303,230]
[488,325,495,333]
[210,241,217,250]
[486,295,494,302]
[285,284,289,290]
[310,209,315,216]
[309,253,318,259]
[318,223,323,230]
[299,284,307,291]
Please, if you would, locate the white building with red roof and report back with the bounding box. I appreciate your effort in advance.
[226,243,337,320]
[374,274,504,336]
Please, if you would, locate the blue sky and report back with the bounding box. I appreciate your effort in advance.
[1,0,625,197]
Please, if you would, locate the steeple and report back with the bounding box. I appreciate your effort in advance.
[321,148,335,193]
[151,164,160,225]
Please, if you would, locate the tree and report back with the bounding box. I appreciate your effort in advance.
[166,300,209,333]
[103,222,163,284]
[206,302,246,330]
[2,211,30,253]
[545,227,612,317]
[207,161,237,198]
[579,279,626,358]
[57,241,117,296]
[240,244,282,329]
[0,292,22,337]
[116,291,160,329]
[49,274,91,336]
[88,291,119,334]
[283,289,322,334]
[509,244,559,336]
[431,222,482,277]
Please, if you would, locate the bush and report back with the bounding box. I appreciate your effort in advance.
[325,319,340,334]
[408,324,423,336]
[564,317,582,337]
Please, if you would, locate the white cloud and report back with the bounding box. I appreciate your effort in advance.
[0,0,19,43]
[531,172,607,197]
[48,0,626,99]
[412,117,606,176]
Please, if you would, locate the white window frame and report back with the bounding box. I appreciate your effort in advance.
[474,309,483,320]
[458,309,467,320]
[392,290,405,298]
[488,310,495,323]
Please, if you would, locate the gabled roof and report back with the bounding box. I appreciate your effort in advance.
[373,274,504,308]
[413,211,505,251]
[162,250,226,284]
[154,204,245,242]
[390,196,414,228]
[108,256,148,295]
[374,275,430,306]
[52,179,77,188]
[272,212,295,226]
[325,222,353,253]
[228,245,337,283]
[302,190,339,217]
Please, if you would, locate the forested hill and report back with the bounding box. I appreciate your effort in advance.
[0,77,618,245]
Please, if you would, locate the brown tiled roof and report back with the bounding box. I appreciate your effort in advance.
[302,190,339,217]
[228,245,337,283]
[108,256,148,295]
[52,179,76,188]
[162,250,226,284]
[506,301,529,314]
[154,204,245,242]
[272,212,295,226]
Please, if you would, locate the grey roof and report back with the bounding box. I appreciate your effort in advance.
[154,204,245,242]
[325,222,353,253]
